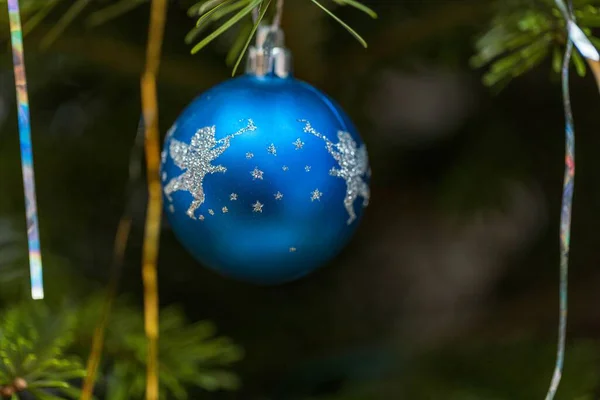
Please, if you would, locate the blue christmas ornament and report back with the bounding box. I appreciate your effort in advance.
[160,25,370,284]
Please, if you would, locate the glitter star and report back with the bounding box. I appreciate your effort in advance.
[246,152,254,159]
[282,165,289,171]
[251,167,264,180]
[289,247,297,252]
[222,206,228,213]
[252,201,263,213]
[311,189,322,201]
[199,215,205,221]
[293,138,304,150]
[208,209,215,215]
[274,191,283,200]
[301,120,370,224]
[305,165,311,172]
[163,120,256,219]
[230,193,238,201]
[267,143,277,156]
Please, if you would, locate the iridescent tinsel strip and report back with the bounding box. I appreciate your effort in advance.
[7,0,44,300]
[545,1,579,398]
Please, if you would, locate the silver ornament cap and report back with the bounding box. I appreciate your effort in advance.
[245,25,292,78]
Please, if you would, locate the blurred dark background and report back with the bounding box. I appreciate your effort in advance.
[1,0,600,398]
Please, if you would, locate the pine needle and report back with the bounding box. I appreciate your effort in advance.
[309,0,367,48]
[41,0,90,49]
[232,0,271,76]
[87,0,148,27]
[22,0,61,36]
[334,0,377,19]
[191,0,261,54]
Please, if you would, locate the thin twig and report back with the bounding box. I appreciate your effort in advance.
[79,118,145,400]
[141,0,167,399]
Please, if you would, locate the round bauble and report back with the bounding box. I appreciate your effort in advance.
[160,26,370,284]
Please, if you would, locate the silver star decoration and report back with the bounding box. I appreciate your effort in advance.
[282,165,289,171]
[301,120,370,224]
[168,204,175,213]
[274,191,283,200]
[252,201,264,213]
[305,165,311,172]
[267,143,277,156]
[251,167,264,180]
[311,189,322,201]
[293,138,304,150]
[230,193,238,201]
[208,209,215,215]
[222,206,228,213]
[163,120,255,219]
[246,152,254,159]
[289,247,297,252]
[199,215,205,221]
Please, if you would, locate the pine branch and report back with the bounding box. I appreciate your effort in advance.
[186,0,376,72]
[472,0,600,90]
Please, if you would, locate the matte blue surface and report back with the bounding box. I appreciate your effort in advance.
[161,73,370,284]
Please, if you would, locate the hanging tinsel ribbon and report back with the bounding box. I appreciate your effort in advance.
[6,0,44,300]
[141,0,167,399]
[545,1,598,399]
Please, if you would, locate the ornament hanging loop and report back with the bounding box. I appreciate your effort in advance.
[245,24,292,78]
[272,0,284,28]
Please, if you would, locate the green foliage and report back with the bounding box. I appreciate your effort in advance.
[0,0,154,46]
[70,296,243,400]
[186,0,376,74]
[0,303,86,400]
[0,295,243,400]
[471,0,600,89]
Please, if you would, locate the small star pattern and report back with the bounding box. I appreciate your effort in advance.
[251,167,264,180]
[311,189,322,201]
[252,201,264,213]
[293,138,304,150]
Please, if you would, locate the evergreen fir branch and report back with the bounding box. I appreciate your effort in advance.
[190,0,261,54]
[76,297,244,399]
[0,303,87,400]
[472,0,600,89]
[187,0,375,70]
